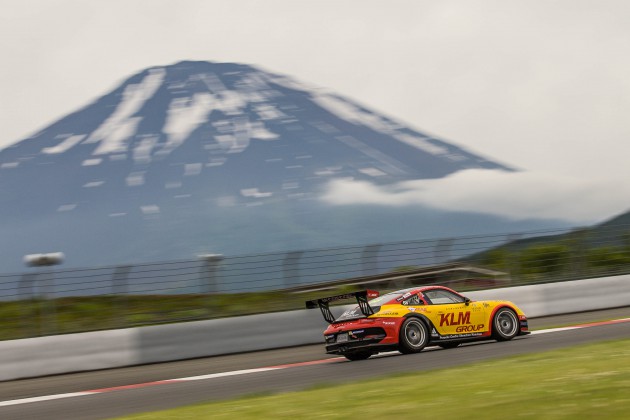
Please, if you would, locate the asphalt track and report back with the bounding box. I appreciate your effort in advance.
[1,307,629,420]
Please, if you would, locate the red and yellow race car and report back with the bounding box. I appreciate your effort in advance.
[306,285,529,361]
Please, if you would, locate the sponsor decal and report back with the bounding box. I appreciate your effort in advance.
[408,307,417,312]
[320,290,378,303]
[455,324,484,333]
[396,292,413,302]
[350,330,365,334]
[440,332,483,339]
[383,321,396,325]
[439,311,471,327]
[380,311,399,316]
[320,293,354,303]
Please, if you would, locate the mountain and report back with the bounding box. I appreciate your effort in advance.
[0,61,566,272]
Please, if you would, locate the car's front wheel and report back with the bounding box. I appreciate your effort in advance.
[344,351,372,361]
[492,307,519,341]
[398,317,429,354]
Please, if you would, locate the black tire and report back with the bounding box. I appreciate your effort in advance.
[492,307,519,341]
[438,342,460,349]
[398,317,429,354]
[344,351,372,361]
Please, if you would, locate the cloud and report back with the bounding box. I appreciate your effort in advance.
[320,169,628,224]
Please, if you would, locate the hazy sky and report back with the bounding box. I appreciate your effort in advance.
[1,0,629,223]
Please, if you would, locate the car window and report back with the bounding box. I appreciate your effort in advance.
[401,294,422,306]
[423,289,465,304]
[368,292,401,306]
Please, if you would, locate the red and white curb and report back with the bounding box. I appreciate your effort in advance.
[1,317,629,408]
[0,358,345,408]
[529,317,630,335]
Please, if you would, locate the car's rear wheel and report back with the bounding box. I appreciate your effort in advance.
[438,342,460,349]
[344,351,372,361]
[492,307,519,341]
[398,317,428,354]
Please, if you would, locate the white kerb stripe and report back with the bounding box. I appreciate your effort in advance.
[0,392,95,407]
[177,367,280,381]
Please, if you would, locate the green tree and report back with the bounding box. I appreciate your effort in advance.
[586,247,630,272]
[519,244,571,277]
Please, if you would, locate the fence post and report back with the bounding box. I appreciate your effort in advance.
[283,251,303,289]
[567,228,587,280]
[23,253,64,336]
[39,270,57,335]
[18,273,37,338]
[361,244,382,276]
[112,265,131,328]
[506,233,523,283]
[433,239,453,265]
[200,254,223,316]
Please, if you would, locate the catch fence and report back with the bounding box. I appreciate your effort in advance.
[1,224,629,340]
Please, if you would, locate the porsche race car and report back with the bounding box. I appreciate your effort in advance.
[306,285,529,361]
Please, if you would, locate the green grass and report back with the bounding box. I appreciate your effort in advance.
[117,338,630,419]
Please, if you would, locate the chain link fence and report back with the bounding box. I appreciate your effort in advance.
[1,224,630,340]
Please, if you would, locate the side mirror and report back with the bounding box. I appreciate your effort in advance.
[464,297,471,306]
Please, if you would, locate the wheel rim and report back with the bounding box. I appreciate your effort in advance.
[496,310,518,337]
[404,320,425,347]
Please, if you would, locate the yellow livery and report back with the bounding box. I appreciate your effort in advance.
[306,285,529,361]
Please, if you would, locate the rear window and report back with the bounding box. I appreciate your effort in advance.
[335,291,403,322]
[368,292,402,306]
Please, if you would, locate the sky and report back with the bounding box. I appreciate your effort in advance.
[1,0,629,224]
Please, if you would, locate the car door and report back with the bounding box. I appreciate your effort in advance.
[422,289,487,336]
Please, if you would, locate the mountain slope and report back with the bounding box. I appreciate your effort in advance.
[0,61,563,272]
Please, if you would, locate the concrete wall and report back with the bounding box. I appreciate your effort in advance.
[1,275,629,381]
[467,275,630,317]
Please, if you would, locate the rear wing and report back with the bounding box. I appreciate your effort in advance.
[305,290,379,324]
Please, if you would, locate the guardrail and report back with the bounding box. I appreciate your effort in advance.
[1,224,630,340]
[1,274,629,381]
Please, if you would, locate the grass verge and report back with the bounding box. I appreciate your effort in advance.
[117,338,630,419]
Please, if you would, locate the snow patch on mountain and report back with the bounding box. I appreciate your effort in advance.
[163,93,213,150]
[82,158,102,166]
[87,68,165,155]
[133,136,158,164]
[42,134,85,154]
[312,92,451,156]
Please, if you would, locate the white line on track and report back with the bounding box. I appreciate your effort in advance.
[0,392,95,407]
[1,317,629,408]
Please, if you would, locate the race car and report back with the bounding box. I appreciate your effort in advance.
[306,285,529,361]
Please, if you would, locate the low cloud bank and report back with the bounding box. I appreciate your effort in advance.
[320,169,627,224]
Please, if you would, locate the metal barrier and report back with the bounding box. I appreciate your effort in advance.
[1,224,629,340]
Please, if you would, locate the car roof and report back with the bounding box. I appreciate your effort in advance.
[374,285,460,303]
[389,285,454,295]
